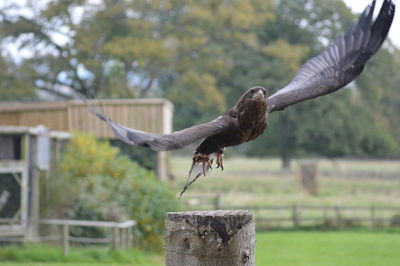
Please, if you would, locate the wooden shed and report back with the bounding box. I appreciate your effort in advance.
[0,99,174,180]
[0,126,70,239]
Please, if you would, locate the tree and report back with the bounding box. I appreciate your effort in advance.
[226,0,398,166]
[356,48,400,148]
[0,54,37,101]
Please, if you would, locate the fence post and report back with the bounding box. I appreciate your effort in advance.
[214,193,221,210]
[165,210,255,266]
[370,206,376,227]
[120,228,125,249]
[127,226,133,249]
[334,206,341,227]
[299,163,319,195]
[62,224,69,256]
[292,205,300,228]
[122,228,128,249]
[112,227,120,250]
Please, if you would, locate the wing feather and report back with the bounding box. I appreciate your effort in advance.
[86,100,235,151]
[268,0,395,112]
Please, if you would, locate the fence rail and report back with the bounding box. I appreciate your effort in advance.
[0,219,136,255]
[183,194,400,230]
[38,219,136,255]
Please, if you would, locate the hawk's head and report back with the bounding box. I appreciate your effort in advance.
[235,86,268,114]
[238,86,268,103]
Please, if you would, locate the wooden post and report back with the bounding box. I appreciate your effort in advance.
[112,227,120,250]
[62,224,69,256]
[299,163,319,195]
[334,206,341,227]
[214,193,221,210]
[370,206,376,227]
[121,228,126,249]
[165,210,255,266]
[157,151,168,180]
[292,205,300,228]
[127,226,133,249]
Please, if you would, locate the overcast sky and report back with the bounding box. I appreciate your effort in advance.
[343,0,399,47]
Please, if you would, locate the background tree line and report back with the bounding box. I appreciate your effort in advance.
[1,0,399,167]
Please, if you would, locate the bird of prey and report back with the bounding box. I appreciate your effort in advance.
[88,0,395,197]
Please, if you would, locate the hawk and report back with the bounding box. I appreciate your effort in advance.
[87,0,395,197]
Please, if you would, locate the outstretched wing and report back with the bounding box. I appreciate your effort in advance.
[86,100,235,151]
[268,0,395,113]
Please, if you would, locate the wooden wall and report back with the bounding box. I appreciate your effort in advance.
[0,99,174,137]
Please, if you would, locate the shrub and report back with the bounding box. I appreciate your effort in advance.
[51,132,179,250]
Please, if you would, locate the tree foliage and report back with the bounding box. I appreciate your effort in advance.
[0,54,37,101]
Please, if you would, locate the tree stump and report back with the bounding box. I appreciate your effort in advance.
[165,210,255,266]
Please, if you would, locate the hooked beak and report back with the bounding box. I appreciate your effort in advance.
[253,89,265,100]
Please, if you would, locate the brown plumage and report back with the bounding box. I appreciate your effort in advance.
[86,0,395,197]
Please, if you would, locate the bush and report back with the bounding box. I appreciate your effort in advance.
[52,132,180,250]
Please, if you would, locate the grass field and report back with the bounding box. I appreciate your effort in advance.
[0,244,163,266]
[2,230,399,266]
[256,231,400,266]
[170,156,400,207]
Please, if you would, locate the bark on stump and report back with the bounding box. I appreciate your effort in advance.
[165,210,255,266]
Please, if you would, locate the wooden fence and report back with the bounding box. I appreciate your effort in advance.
[182,194,400,230]
[40,219,136,255]
[0,219,136,255]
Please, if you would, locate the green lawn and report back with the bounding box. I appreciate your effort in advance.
[256,231,400,266]
[2,231,399,266]
[0,244,162,266]
[0,259,163,265]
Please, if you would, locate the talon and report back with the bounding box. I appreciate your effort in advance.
[216,152,224,171]
[192,153,212,176]
[181,153,213,198]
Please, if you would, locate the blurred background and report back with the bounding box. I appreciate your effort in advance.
[0,0,399,265]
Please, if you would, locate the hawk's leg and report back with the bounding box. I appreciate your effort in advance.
[216,151,224,171]
[180,149,225,199]
[192,153,213,176]
[180,153,213,199]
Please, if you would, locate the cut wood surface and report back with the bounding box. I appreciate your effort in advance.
[165,210,255,266]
